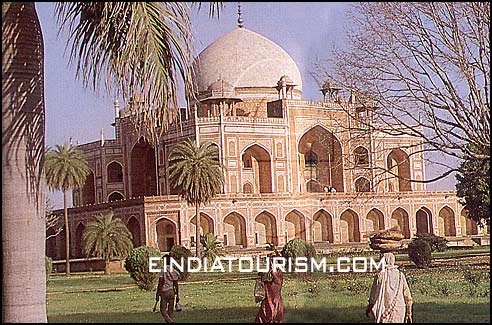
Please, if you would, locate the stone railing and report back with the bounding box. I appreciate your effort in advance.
[196,115,286,125]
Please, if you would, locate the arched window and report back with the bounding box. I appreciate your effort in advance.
[354,146,369,167]
[107,161,123,183]
[243,182,253,194]
[82,171,95,205]
[243,156,252,168]
[108,192,124,202]
[355,177,371,192]
[305,151,318,167]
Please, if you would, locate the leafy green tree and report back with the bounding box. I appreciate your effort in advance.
[45,144,89,275]
[2,3,220,320]
[82,210,134,274]
[168,139,224,258]
[456,149,490,226]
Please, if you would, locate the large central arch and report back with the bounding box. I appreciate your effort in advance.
[313,210,334,243]
[285,210,307,241]
[255,211,278,246]
[298,125,344,192]
[130,137,157,198]
[340,209,360,242]
[242,144,272,193]
[223,212,247,247]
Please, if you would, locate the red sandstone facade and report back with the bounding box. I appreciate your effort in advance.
[48,28,488,261]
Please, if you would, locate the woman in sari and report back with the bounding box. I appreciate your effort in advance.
[366,252,413,323]
[255,252,284,323]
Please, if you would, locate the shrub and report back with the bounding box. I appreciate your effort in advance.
[414,232,448,252]
[282,239,307,259]
[45,256,52,281]
[281,238,317,269]
[170,244,193,281]
[124,246,162,291]
[407,239,432,268]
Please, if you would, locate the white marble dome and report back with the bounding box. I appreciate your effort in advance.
[194,28,303,93]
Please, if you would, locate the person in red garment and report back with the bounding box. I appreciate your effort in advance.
[255,251,285,323]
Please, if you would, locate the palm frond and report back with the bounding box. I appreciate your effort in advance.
[168,139,224,206]
[45,143,90,191]
[82,210,133,260]
[55,2,222,141]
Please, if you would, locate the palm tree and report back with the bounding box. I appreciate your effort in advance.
[200,233,224,261]
[82,210,134,275]
[2,2,220,321]
[45,144,90,275]
[168,139,224,258]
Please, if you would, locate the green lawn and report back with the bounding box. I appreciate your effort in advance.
[47,248,490,323]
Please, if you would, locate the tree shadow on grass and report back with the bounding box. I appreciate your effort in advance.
[48,307,259,323]
[47,302,490,323]
[285,302,490,323]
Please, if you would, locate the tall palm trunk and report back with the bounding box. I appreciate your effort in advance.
[195,204,201,258]
[2,2,47,322]
[63,188,70,274]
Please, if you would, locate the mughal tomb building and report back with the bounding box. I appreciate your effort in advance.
[48,23,488,262]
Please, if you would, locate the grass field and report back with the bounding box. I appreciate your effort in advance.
[47,247,490,323]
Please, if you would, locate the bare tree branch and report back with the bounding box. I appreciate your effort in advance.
[45,197,63,240]
[311,2,489,186]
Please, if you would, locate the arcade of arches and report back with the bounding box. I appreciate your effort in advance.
[148,206,484,251]
[50,205,486,261]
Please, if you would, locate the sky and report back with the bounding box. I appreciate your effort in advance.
[36,2,456,208]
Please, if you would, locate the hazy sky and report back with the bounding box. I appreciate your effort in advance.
[36,2,456,208]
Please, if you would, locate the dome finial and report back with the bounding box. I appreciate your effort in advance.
[237,2,244,28]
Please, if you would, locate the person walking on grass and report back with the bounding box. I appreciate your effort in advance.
[255,251,285,323]
[366,252,413,323]
[156,255,180,323]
